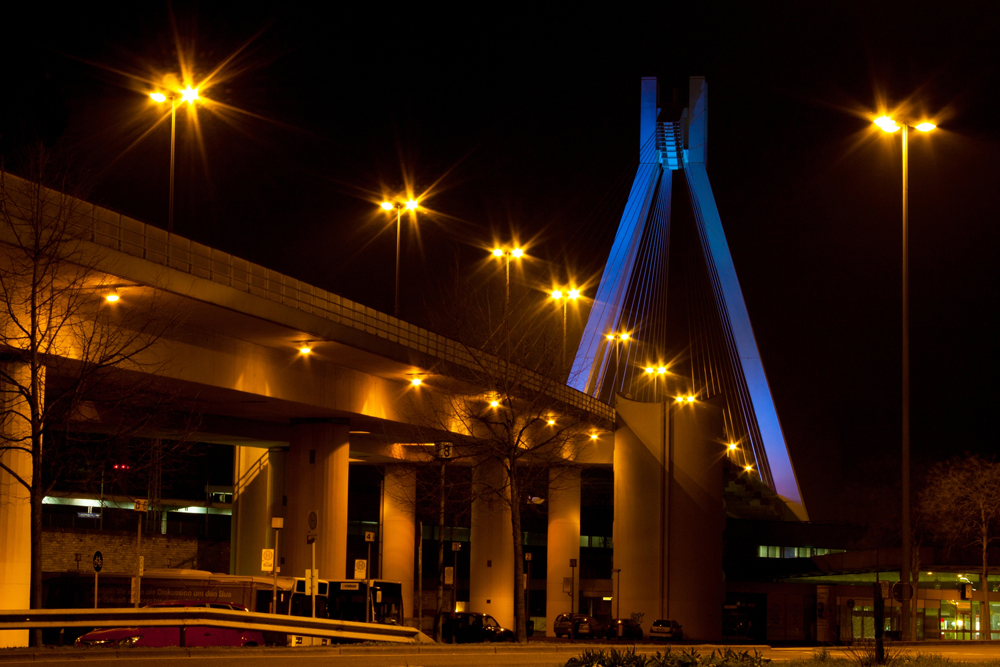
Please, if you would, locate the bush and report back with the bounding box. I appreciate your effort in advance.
[564,646,771,667]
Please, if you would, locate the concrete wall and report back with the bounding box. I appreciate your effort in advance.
[469,460,514,630]
[42,527,229,574]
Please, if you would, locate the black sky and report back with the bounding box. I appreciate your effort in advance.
[4,1,1000,521]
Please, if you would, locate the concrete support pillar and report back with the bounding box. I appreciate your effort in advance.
[545,467,581,636]
[0,363,32,648]
[267,447,286,553]
[230,446,271,575]
[283,420,349,581]
[381,467,415,622]
[469,460,514,629]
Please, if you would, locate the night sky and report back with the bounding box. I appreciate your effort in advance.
[4,2,999,522]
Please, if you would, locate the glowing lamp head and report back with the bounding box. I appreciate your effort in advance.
[568,289,580,300]
[686,395,696,403]
[381,201,394,211]
[410,378,422,387]
[489,399,500,408]
[645,367,654,374]
[728,443,738,451]
[551,290,562,300]
[405,199,418,210]
[657,366,667,375]
[744,464,753,473]
[180,86,199,103]
[493,248,504,257]
[149,92,167,103]
[675,396,684,403]
[620,333,630,342]
[547,419,555,426]
[511,248,523,258]
[590,433,599,440]
[104,292,120,303]
[874,115,900,133]
[606,334,615,341]
[298,345,312,354]
[916,122,937,132]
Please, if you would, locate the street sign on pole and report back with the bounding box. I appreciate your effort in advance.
[452,542,461,551]
[364,531,375,542]
[134,499,149,512]
[444,566,454,585]
[354,559,367,580]
[262,548,275,573]
[93,551,103,572]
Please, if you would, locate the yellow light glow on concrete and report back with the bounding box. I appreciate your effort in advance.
[105,292,120,303]
[493,248,503,257]
[916,122,936,132]
[568,289,580,299]
[298,345,312,354]
[410,378,422,387]
[405,199,418,210]
[181,86,199,103]
[874,115,900,133]
[552,290,562,299]
[381,201,394,211]
[490,400,499,408]
[512,248,523,258]
[150,92,167,103]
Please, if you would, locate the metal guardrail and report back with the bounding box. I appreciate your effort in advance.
[2,174,614,425]
[0,607,432,644]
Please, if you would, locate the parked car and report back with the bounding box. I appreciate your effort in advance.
[442,612,516,643]
[649,619,683,641]
[605,618,643,640]
[552,613,603,639]
[75,601,264,648]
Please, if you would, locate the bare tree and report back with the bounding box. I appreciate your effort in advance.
[1,152,175,644]
[405,272,595,643]
[919,453,1000,639]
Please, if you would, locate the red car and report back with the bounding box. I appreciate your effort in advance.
[75,601,264,648]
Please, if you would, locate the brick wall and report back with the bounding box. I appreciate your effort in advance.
[43,528,229,575]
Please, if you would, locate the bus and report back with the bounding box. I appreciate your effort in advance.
[326,579,403,625]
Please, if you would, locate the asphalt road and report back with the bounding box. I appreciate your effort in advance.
[6,643,1000,667]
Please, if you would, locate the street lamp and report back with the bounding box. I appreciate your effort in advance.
[604,332,630,398]
[550,288,581,372]
[380,199,419,319]
[874,112,936,642]
[643,365,668,401]
[149,86,201,233]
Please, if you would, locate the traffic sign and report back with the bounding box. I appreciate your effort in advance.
[93,551,103,572]
[262,548,275,572]
[138,556,144,577]
[525,552,532,561]
[892,582,913,602]
[364,531,375,543]
[134,499,149,512]
[444,566,454,585]
[308,511,317,530]
[452,542,461,551]
[354,559,367,580]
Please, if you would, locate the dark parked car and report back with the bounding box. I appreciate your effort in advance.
[442,612,515,643]
[605,618,643,640]
[649,619,683,641]
[552,613,603,639]
[75,601,264,648]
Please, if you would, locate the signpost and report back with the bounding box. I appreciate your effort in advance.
[365,530,375,580]
[92,551,103,609]
[133,499,148,608]
[569,558,577,618]
[307,511,318,617]
[271,517,283,613]
[452,542,461,611]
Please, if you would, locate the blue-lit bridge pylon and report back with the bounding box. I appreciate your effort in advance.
[570,76,807,520]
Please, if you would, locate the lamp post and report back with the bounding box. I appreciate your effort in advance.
[874,114,936,642]
[644,365,668,402]
[550,288,581,372]
[150,86,200,234]
[613,568,621,620]
[492,246,524,365]
[604,332,630,398]
[380,199,419,319]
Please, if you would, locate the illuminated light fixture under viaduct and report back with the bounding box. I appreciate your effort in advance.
[298,343,312,354]
[410,378,422,387]
[104,290,120,303]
